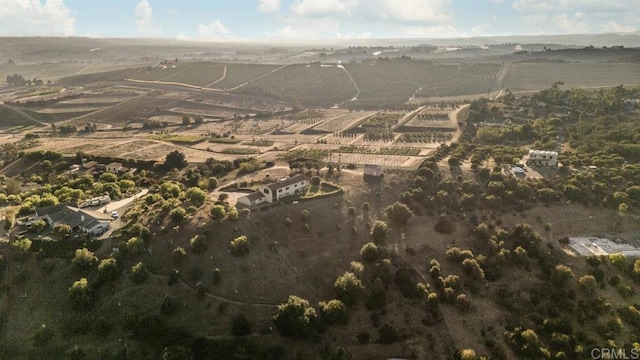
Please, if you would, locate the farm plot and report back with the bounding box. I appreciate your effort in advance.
[66,97,177,127]
[313,111,377,133]
[207,63,281,89]
[414,64,501,98]
[325,152,420,168]
[504,62,640,91]
[160,64,226,86]
[399,110,457,132]
[235,63,357,107]
[131,63,192,81]
[221,118,286,135]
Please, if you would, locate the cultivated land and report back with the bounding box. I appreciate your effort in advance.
[2,38,640,359]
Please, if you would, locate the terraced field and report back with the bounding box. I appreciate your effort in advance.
[132,63,226,86]
[64,97,177,126]
[235,64,357,107]
[209,64,281,89]
[504,62,640,91]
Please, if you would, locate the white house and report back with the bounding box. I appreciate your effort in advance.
[526,150,558,168]
[36,204,112,235]
[259,174,308,203]
[236,191,267,208]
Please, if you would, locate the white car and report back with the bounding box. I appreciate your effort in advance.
[111,211,119,219]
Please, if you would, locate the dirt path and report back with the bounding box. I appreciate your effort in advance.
[340,66,361,102]
[450,104,469,143]
[73,65,91,75]
[230,65,287,91]
[205,66,227,88]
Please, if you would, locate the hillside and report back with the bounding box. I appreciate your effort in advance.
[0,105,48,128]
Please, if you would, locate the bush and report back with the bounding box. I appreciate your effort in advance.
[360,242,381,263]
[190,235,207,254]
[231,314,252,336]
[169,207,187,222]
[370,221,389,245]
[124,237,145,256]
[33,324,54,347]
[210,205,226,221]
[97,258,119,282]
[348,207,356,216]
[378,324,399,344]
[301,209,309,220]
[334,272,364,306]
[384,201,413,226]
[227,206,239,221]
[230,235,250,257]
[71,248,98,269]
[362,202,370,211]
[212,268,221,285]
[130,262,148,284]
[68,278,93,309]
[285,217,292,226]
[319,299,348,325]
[196,282,206,299]
[172,247,187,265]
[185,187,207,208]
[272,295,317,338]
[434,214,455,234]
[160,295,178,316]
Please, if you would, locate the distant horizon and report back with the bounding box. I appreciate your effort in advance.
[1,1,639,41]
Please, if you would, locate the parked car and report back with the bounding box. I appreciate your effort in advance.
[111,211,119,219]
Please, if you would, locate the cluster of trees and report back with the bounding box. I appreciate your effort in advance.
[6,73,44,86]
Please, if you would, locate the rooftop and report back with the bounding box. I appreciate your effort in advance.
[265,174,307,191]
[567,237,640,257]
[243,191,266,201]
[529,149,557,156]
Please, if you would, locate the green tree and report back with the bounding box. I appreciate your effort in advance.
[72,248,98,269]
[190,235,207,254]
[360,242,381,263]
[185,187,207,208]
[53,224,72,239]
[68,278,93,309]
[384,201,413,226]
[334,272,364,306]
[164,150,188,170]
[172,247,187,265]
[130,262,148,284]
[272,295,317,338]
[97,258,119,282]
[370,220,389,245]
[124,236,145,255]
[210,205,226,221]
[319,299,348,325]
[33,324,54,347]
[230,235,250,257]
[169,207,187,222]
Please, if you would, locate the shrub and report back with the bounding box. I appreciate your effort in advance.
[185,187,207,208]
[97,258,119,282]
[362,202,370,211]
[169,207,187,222]
[348,207,356,216]
[71,248,98,269]
[230,235,250,257]
[370,221,389,245]
[272,295,317,338]
[360,242,381,263]
[311,176,321,186]
[319,299,348,325]
[190,235,207,254]
[210,205,226,221]
[68,278,93,309]
[160,295,178,316]
[456,294,471,311]
[227,206,239,221]
[124,237,145,256]
[384,201,413,226]
[130,262,148,284]
[231,314,252,336]
[285,217,292,226]
[301,209,309,220]
[196,282,206,299]
[33,324,54,347]
[334,272,364,306]
[212,268,221,285]
[172,247,187,265]
[434,214,455,234]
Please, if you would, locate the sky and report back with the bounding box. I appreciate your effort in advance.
[0,0,638,40]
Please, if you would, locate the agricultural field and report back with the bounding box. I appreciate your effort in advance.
[312,111,376,133]
[0,62,142,82]
[208,63,281,89]
[504,62,640,91]
[399,109,457,132]
[63,97,178,127]
[414,63,501,98]
[236,63,357,107]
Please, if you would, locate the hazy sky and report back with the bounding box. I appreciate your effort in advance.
[0,0,638,40]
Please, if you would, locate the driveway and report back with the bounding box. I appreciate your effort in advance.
[97,188,149,214]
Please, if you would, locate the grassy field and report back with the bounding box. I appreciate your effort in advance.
[504,62,640,91]
[0,105,48,128]
[0,63,144,82]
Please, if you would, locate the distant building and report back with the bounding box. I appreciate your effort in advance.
[526,150,558,168]
[363,164,384,182]
[82,160,98,170]
[106,162,123,173]
[259,174,308,203]
[35,204,112,235]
